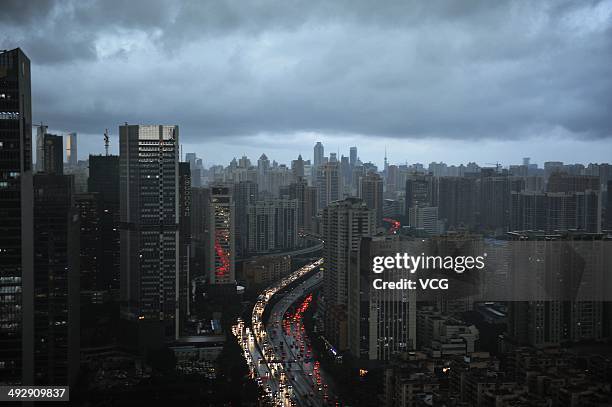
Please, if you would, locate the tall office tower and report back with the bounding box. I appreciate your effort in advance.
[257,153,271,193]
[178,163,191,332]
[288,178,307,232]
[321,198,375,351]
[35,124,47,172]
[119,124,180,344]
[510,190,600,233]
[317,161,342,209]
[478,174,512,233]
[288,177,318,234]
[329,152,337,163]
[314,141,324,168]
[32,174,80,386]
[348,235,418,360]
[340,155,351,187]
[43,133,63,175]
[247,200,276,253]
[0,48,33,385]
[386,164,398,193]
[87,155,120,291]
[437,177,478,231]
[349,146,357,168]
[291,154,305,179]
[189,187,210,279]
[207,185,236,286]
[359,172,384,226]
[247,198,298,254]
[233,180,258,257]
[65,132,77,167]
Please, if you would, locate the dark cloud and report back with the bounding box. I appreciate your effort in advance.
[3,0,611,162]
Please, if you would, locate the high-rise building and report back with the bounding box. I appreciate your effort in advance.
[233,180,258,257]
[65,132,77,167]
[348,235,418,360]
[247,198,298,254]
[478,174,513,232]
[437,177,478,231]
[349,146,357,168]
[359,172,384,226]
[0,48,33,384]
[291,154,305,179]
[257,154,270,193]
[189,187,210,279]
[119,124,180,343]
[317,161,342,209]
[87,155,120,291]
[207,185,235,286]
[32,174,80,385]
[178,162,191,333]
[35,124,47,172]
[43,133,63,175]
[321,198,375,350]
[314,142,324,169]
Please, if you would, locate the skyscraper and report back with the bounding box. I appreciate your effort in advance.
[65,132,77,167]
[314,141,324,168]
[0,48,33,385]
[43,133,63,175]
[178,163,191,333]
[321,198,375,350]
[87,154,120,291]
[316,161,342,209]
[119,124,180,344]
[208,185,236,286]
[349,146,357,168]
[233,180,258,257]
[32,174,80,385]
[348,235,418,360]
[359,172,384,226]
[35,124,47,173]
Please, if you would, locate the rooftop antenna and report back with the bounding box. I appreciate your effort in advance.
[104,129,109,156]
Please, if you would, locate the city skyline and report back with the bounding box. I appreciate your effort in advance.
[2,0,612,166]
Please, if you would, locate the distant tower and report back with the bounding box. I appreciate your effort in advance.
[65,132,77,167]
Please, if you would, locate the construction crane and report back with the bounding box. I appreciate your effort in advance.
[104,129,109,156]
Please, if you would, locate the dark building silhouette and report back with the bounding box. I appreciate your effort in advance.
[437,176,478,230]
[42,133,63,175]
[0,48,33,385]
[32,174,80,385]
[233,180,258,257]
[178,162,191,333]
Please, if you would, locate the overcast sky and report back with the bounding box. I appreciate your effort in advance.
[3,0,612,168]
